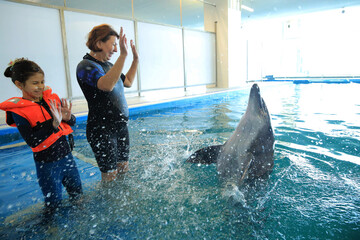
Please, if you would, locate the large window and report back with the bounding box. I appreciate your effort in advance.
[0,1,68,100]
[243,6,360,79]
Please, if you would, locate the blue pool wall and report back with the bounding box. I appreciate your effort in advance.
[0,88,250,145]
[262,75,360,84]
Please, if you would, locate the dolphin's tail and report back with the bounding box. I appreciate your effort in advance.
[186,145,222,164]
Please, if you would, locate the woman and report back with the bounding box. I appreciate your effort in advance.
[76,24,139,182]
[0,58,83,216]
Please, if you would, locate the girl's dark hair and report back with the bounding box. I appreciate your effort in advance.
[4,58,44,84]
[86,24,119,52]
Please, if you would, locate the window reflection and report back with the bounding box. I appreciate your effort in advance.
[182,0,204,30]
[25,0,64,6]
[66,0,132,19]
[27,0,206,30]
[243,6,360,80]
[134,0,181,26]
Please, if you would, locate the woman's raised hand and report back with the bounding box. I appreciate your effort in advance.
[119,27,128,57]
[49,99,62,128]
[130,39,139,62]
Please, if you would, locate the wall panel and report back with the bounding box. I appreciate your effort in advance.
[137,22,184,91]
[0,1,67,101]
[184,30,216,86]
[64,11,137,98]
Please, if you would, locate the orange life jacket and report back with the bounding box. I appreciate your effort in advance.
[0,87,73,152]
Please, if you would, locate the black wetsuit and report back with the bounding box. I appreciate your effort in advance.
[76,54,130,173]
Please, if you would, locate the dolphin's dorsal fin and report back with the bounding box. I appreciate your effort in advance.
[186,145,222,164]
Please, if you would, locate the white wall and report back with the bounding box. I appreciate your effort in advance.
[204,0,246,88]
[0,1,67,100]
[204,0,229,88]
[0,1,217,103]
[228,8,244,87]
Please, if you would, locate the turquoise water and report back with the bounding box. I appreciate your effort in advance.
[0,83,359,239]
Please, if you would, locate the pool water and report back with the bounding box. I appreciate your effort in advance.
[0,83,359,239]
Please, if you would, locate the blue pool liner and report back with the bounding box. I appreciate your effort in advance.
[293,80,310,84]
[350,78,360,83]
[317,79,350,84]
[262,77,359,84]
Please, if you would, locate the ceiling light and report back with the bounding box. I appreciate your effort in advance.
[241,5,254,12]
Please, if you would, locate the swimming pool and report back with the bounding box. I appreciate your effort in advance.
[0,83,359,239]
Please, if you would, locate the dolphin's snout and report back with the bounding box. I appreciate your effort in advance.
[249,84,264,111]
[250,84,261,99]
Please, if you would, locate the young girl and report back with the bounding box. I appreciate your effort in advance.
[0,58,83,216]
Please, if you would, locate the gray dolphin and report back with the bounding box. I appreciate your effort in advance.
[186,83,275,185]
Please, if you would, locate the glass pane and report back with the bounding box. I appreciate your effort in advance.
[66,0,132,19]
[64,11,137,98]
[182,0,204,30]
[0,1,68,100]
[24,0,64,6]
[244,6,360,79]
[137,22,184,90]
[134,0,181,26]
[184,30,215,86]
[300,7,360,76]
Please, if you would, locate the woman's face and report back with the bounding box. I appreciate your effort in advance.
[18,73,45,101]
[98,35,118,61]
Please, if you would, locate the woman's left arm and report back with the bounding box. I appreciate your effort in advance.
[123,40,139,88]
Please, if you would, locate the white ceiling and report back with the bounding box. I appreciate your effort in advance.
[241,0,360,21]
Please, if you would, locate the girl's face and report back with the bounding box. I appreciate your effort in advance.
[98,35,118,61]
[17,73,45,102]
